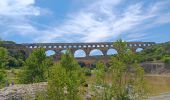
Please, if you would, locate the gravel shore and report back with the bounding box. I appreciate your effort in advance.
[0,82,47,100]
[0,82,170,100]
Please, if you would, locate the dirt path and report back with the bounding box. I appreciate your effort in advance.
[149,93,170,100]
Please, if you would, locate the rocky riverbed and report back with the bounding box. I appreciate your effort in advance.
[0,82,47,100]
[0,82,170,100]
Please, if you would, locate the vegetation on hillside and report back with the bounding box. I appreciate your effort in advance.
[0,40,26,68]
[138,42,170,63]
[0,47,8,88]
[0,40,15,44]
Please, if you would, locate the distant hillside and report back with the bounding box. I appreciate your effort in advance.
[0,40,15,44]
[138,42,170,63]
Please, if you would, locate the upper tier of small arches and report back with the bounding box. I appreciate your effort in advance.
[23,42,155,49]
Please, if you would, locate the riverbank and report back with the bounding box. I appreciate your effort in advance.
[0,80,170,100]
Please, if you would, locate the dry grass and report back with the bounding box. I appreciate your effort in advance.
[86,72,170,96]
[145,75,170,95]
[6,68,21,84]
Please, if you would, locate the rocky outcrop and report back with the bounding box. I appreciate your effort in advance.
[0,82,47,100]
[141,62,170,74]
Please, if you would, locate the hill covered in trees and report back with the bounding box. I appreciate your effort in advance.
[138,42,170,63]
[0,40,15,44]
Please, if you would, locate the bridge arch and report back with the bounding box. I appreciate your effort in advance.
[45,50,56,56]
[60,50,67,54]
[74,49,86,58]
[107,49,117,55]
[136,48,144,52]
[89,49,103,56]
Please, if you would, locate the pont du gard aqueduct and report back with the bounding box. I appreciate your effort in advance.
[0,42,156,66]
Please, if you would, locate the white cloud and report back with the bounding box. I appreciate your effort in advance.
[0,0,39,17]
[1,0,170,43]
[37,0,170,43]
[0,0,51,39]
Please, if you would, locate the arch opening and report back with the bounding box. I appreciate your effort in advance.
[60,50,67,54]
[107,49,117,55]
[136,48,144,52]
[46,50,56,56]
[74,49,86,58]
[89,49,103,56]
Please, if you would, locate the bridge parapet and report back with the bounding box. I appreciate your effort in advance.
[22,42,155,50]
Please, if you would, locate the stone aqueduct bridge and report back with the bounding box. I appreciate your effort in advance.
[1,42,155,59]
[23,42,155,56]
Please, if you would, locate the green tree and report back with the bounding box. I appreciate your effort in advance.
[92,61,112,100]
[47,50,84,100]
[92,39,147,100]
[0,70,6,88]
[0,47,8,68]
[110,39,147,100]
[47,63,67,100]
[138,41,170,62]
[6,50,26,68]
[162,55,170,63]
[0,47,8,88]
[61,50,84,99]
[19,48,53,84]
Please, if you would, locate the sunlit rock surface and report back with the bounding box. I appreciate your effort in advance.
[0,82,47,100]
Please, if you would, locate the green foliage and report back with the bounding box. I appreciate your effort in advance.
[110,40,147,100]
[92,61,113,100]
[0,40,26,68]
[0,47,8,68]
[0,40,15,44]
[47,50,84,100]
[6,50,26,68]
[94,61,106,85]
[0,69,6,88]
[162,56,170,63]
[138,42,170,62]
[0,47,8,88]
[60,50,80,71]
[48,63,67,100]
[83,67,92,76]
[19,48,53,84]
[92,39,147,100]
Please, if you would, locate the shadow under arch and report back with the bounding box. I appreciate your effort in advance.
[107,48,118,55]
[89,49,103,56]
[78,61,86,67]
[74,49,86,58]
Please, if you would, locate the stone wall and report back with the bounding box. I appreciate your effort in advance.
[141,62,170,74]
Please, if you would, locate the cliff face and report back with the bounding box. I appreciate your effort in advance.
[0,82,47,100]
[141,62,170,74]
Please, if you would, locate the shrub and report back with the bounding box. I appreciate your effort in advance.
[19,48,53,84]
[162,56,170,63]
[84,68,92,76]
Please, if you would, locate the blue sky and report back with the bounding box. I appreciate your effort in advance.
[0,0,170,43]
